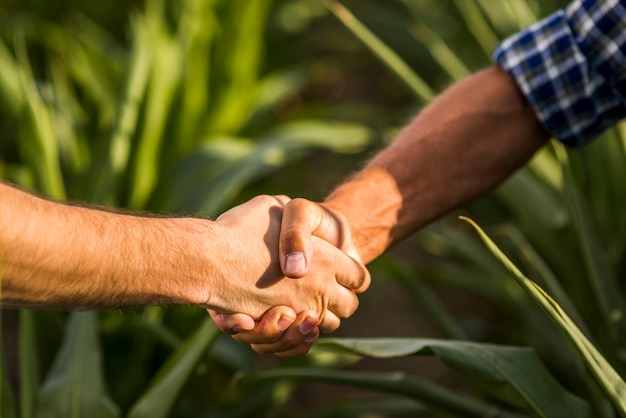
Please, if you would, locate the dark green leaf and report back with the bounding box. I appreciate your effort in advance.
[35,312,120,418]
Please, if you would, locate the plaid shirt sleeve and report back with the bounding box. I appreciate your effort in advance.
[493,0,626,147]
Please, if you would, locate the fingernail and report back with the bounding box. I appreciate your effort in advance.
[300,317,317,334]
[304,328,320,343]
[232,327,242,333]
[277,315,295,331]
[285,252,306,275]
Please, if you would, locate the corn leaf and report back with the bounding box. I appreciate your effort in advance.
[452,0,499,59]
[317,338,589,418]
[461,216,626,416]
[19,310,38,418]
[555,144,626,353]
[248,366,523,418]
[14,33,66,200]
[208,0,273,133]
[409,21,471,81]
[1,333,17,418]
[35,312,120,418]
[327,1,434,102]
[90,12,153,205]
[160,120,371,215]
[127,317,219,418]
[128,14,182,210]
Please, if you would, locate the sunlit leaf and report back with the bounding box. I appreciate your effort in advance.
[461,217,626,416]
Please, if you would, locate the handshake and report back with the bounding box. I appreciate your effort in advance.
[206,195,371,358]
[2,66,545,358]
[0,183,373,358]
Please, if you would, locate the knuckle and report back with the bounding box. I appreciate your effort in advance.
[287,197,311,210]
[273,195,291,205]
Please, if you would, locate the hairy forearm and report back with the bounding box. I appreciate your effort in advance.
[0,184,215,309]
[325,66,550,263]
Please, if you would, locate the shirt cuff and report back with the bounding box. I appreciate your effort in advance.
[493,2,626,147]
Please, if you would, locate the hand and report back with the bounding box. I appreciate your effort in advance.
[209,195,369,334]
[210,198,368,356]
[279,198,363,277]
[209,307,320,357]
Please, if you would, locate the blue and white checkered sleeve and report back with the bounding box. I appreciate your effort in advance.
[493,0,626,147]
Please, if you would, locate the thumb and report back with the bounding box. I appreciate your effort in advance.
[279,198,344,277]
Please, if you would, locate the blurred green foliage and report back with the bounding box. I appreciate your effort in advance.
[2,0,625,417]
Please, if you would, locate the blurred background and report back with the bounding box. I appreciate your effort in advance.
[3,0,626,417]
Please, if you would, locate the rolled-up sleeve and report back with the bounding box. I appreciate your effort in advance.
[493,0,626,147]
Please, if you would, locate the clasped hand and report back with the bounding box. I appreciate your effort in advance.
[209,196,369,357]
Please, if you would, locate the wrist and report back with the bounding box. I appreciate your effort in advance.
[324,168,403,264]
[155,217,223,307]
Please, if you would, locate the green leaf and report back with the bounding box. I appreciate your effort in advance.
[35,312,120,418]
[461,216,626,417]
[314,338,590,418]
[0,38,24,113]
[555,144,626,353]
[410,21,470,81]
[312,397,426,418]
[327,1,434,102]
[208,0,274,133]
[1,334,17,418]
[247,365,525,418]
[161,120,371,215]
[496,167,567,230]
[127,317,220,418]
[14,33,66,200]
[90,11,153,205]
[378,256,468,340]
[19,310,38,418]
[128,16,182,210]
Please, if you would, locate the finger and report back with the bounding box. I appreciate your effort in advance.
[310,234,371,293]
[280,198,334,278]
[250,310,320,356]
[274,327,320,358]
[208,310,256,335]
[329,239,371,294]
[272,194,291,206]
[318,309,341,334]
[231,306,298,345]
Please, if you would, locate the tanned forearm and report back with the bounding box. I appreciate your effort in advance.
[324,66,550,263]
[0,185,367,329]
[0,183,215,309]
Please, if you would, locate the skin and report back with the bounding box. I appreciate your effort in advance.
[0,185,370,333]
[212,65,551,355]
